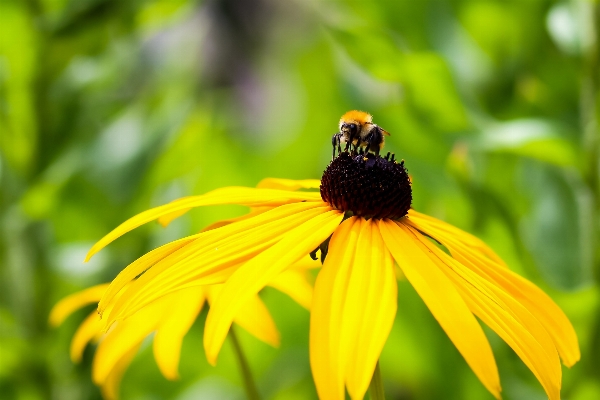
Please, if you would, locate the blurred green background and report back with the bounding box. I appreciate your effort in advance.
[1,0,599,399]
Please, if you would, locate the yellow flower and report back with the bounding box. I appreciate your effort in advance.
[49,258,316,400]
[84,154,579,400]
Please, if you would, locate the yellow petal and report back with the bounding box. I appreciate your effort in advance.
[49,284,109,327]
[97,239,193,314]
[310,217,357,400]
[99,202,324,316]
[102,203,331,326]
[158,205,268,230]
[156,207,192,228]
[267,264,315,309]
[86,187,324,261]
[292,256,322,270]
[379,221,501,399]
[342,220,397,400]
[157,176,319,228]
[98,344,140,400]
[408,217,580,367]
[153,288,207,380]
[405,223,562,400]
[256,178,321,191]
[208,286,280,347]
[233,295,280,347]
[196,208,269,232]
[204,208,343,365]
[93,299,167,384]
[70,311,103,363]
[408,209,508,268]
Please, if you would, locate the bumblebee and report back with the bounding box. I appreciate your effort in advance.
[332,110,390,159]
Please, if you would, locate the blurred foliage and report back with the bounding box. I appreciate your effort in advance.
[1,0,599,399]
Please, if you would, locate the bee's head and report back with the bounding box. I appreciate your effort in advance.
[340,121,359,138]
[339,110,373,137]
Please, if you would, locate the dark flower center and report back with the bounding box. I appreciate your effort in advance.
[320,152,412,220]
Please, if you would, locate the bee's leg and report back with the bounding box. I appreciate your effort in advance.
[345,132,357,153]
[353,138,362,155]
[332,133,339,159]
[362,133,374,155]
[343,138,351,152]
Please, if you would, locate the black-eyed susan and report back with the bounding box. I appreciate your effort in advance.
[49,257,318,400]
[83,151,579,400]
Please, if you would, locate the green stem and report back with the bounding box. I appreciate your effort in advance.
[369,360,386,400]
[229,326,261,400]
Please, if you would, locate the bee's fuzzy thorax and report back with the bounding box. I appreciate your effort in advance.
[338,110,372,130]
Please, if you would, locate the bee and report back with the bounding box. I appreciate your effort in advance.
[332,110,390,159]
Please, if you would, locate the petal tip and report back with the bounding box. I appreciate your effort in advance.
[48,309,61,327]
[163,371,180,381]
[206,354,218,367]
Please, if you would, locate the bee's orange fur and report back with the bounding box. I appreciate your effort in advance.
[338,110,373,129]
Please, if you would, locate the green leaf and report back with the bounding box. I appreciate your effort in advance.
[478,119,578,167]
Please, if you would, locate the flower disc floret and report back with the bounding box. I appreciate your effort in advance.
[320,152,412,219]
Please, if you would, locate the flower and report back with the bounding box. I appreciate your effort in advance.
[84,154,579,400]
[50,258,317,400]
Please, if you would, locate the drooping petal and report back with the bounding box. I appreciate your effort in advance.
[49,284,109,327]
[407,209,507,267]
[408,217,580,367]
[192,208,268,232]
[86,187,323,261]
[256,178,321,191]
[268,264,315,310]
[99,202,322,314]
[342,220,397,400]
[404,224,562,400]
[100,202,326,314]
[292,256,322,270]
[158,205,269,229]
[208,286,280,347]
[97,239,193,313]
[153,288,207,380]
[234,295,280,347]
[99,344,140,400]
[310,217,358,400]
[379,220,501,399]
[93,300,168,384]
[101,203,333,326]
[70,311,103,363]
[156,207,193,228]
[157,179,321,227]
[204,208,343,365]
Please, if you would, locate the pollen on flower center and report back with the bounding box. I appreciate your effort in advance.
[320,152,412,220]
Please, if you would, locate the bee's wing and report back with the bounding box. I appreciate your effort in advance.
[382,128,391,136]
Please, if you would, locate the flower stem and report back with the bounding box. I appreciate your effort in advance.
[229,326,261,400]
[369,360,386,400]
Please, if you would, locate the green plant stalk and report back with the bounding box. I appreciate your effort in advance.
[369,360,386,400]
[579,0,600,384]
[229,326,261,400]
